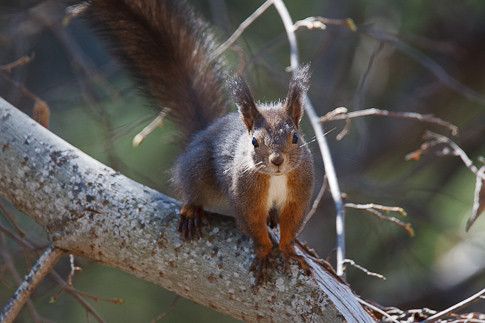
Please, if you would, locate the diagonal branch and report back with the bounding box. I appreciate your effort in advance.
[363,27,485,106]
[421,288,485,323]
[0,98,373,322]
[0,245,64,323]
[406,130,485,231]
[209,0,274,63]
[345,203,413,236]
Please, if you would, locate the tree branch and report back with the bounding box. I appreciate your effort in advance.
[0,98,374,322]
[272,0,347,279]
[0,245,64,323]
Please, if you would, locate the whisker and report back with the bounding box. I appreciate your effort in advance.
[299,137,316,148]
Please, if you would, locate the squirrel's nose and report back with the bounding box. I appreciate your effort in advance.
[270,153,284,167]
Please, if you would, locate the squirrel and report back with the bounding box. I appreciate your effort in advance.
[83,0,315,284]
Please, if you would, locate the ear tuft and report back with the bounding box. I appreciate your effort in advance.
[284,64,311,127]
[230,75,262,132]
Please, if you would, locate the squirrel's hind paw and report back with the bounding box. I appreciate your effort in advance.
[282,252,311,276]
[177,205,209,241]
[250,255,275,286]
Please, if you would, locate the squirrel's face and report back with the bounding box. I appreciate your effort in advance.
[233,65,311,176]
[246,105,307,176]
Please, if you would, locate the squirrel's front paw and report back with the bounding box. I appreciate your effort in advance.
[177,205,209,241]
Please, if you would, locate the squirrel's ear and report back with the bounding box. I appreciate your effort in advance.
[231,75,262,132]
[284,64,311,128]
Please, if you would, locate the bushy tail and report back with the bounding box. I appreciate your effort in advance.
[85,0,230,142]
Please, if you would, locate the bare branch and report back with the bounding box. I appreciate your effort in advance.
[345,203,413,236]
[468,166,485,231]
[300,176,327,233]
[354,42,383,110]
[0,223,36,251]
[132,108,171,147]
[343,259,386,280]
[418,131,485,180]
[0,245,64,323]
[406,131,485,230]
[0,201,26,237]
[272,0,347,279]
[208,0,274,63]
[51,281,124,305]
[0,71,50,127]
[421,288,485,323]
[68,254,81,287]
[0,98,373,323]
[363,27,485,106]
[0,54,35,73]
[321,107,459,136]
[50,271,106,323]
[150,296,180,323]
[357,298,400,323]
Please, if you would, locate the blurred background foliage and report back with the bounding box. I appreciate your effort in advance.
[1,0,484,321]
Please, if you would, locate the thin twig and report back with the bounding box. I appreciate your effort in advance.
[300,176,328,233]
[208,0,274,63]
[357,298,400,323]
[51,256,123,306]
[0,72,50,127]
[0,246,64,323]
[150,295,181,323]
[0,55,35,73]
[344,203,407,216]
[51,283,124,305]
[420,131,485,179]
[363,27,485,106]
[0,222,36,251]
[345,203,413,236]
[0,72,43,103]
[354,43,383,111]
[50,271,106,323]
[132,108,171,147]
[406,131,485,231]
[68,254,82,287]
[421,288,485,323]
[0,201,26,237]
[320,107,459,136]
[343,259,386,280]
[272,0,347,278]
[468,166,485,231]
[342,43,384,142]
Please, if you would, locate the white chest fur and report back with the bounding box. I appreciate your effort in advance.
[266,174,288,211]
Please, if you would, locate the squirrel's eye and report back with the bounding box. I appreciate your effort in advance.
[292,133,299,144]
[252,137,259,148]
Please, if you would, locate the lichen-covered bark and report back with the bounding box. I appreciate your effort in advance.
[0,98,375,322]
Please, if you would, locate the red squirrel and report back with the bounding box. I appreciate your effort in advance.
[84,0,315,284]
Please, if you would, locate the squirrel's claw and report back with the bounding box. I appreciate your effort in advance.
[177,205,208,241]
[282,252,311,275]
[250,255,274,286]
